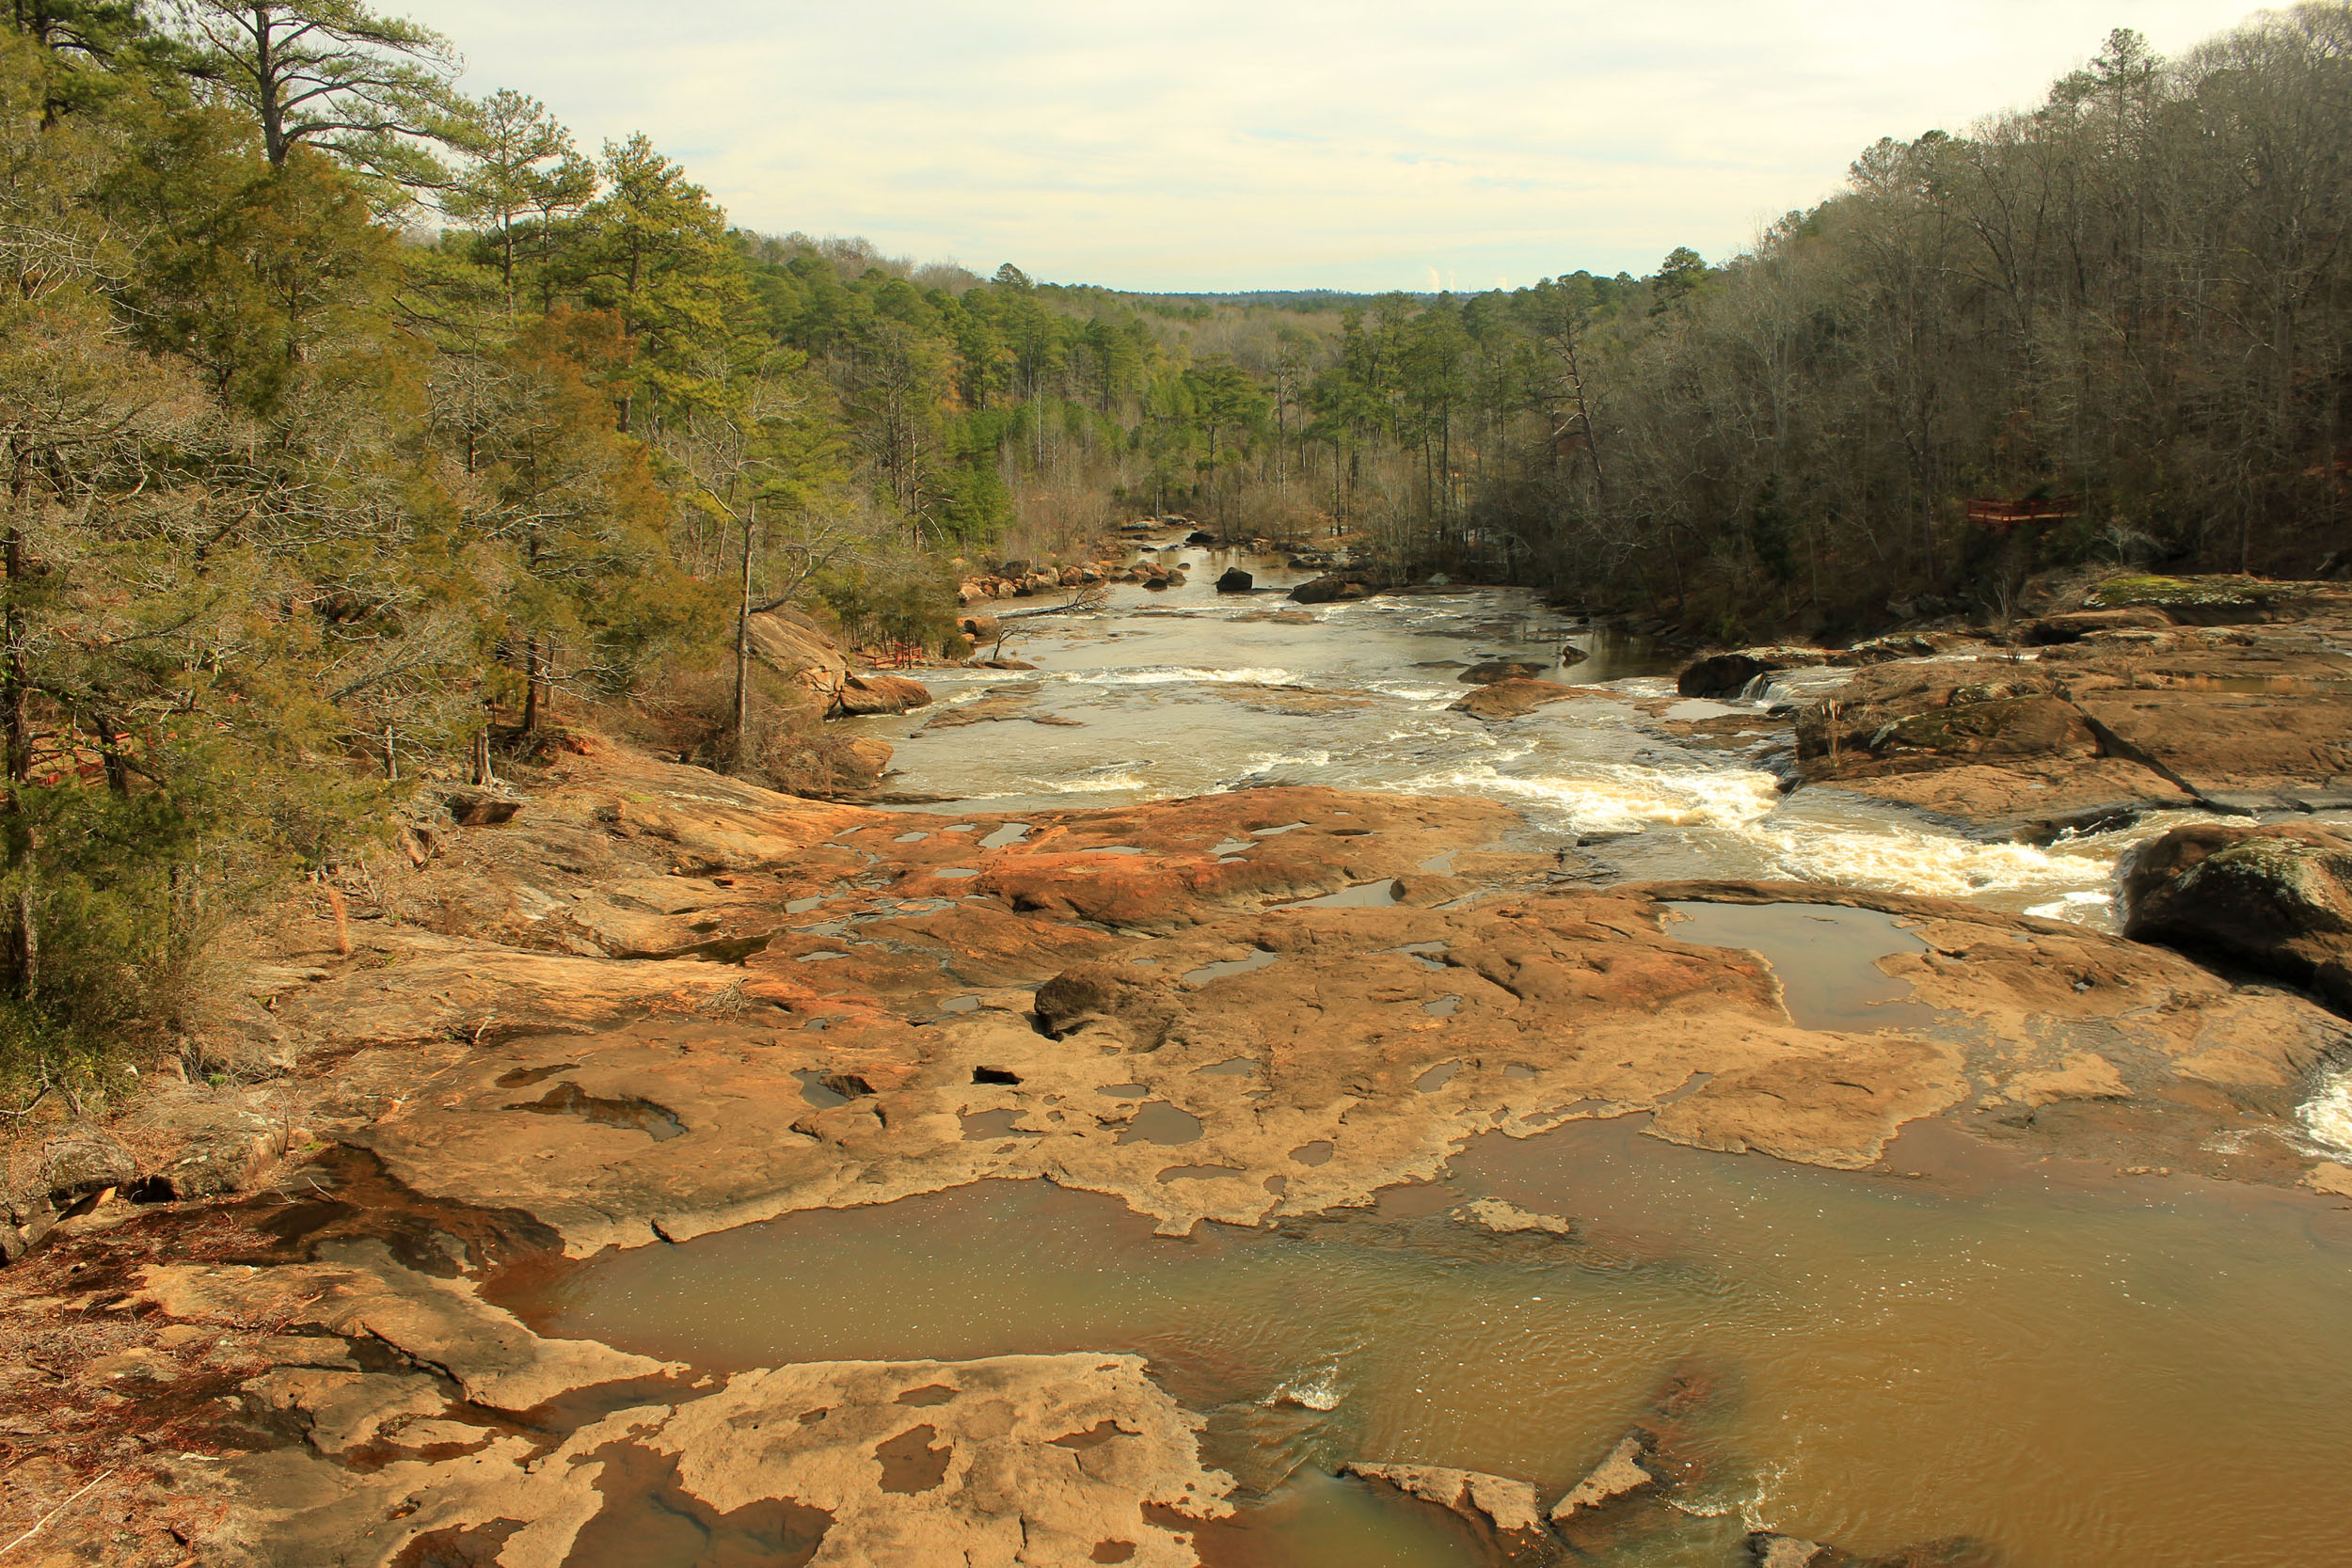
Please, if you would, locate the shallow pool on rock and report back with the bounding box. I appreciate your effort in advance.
[509,1119,2352,1568]
[1663,900,1939,1032]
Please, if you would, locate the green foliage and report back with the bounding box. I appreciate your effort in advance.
[170,0,470,186]
[815,559,959,656]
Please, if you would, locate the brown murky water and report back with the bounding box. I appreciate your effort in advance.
[516,1111,2352,1567]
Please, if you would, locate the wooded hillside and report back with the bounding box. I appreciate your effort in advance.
[4,0,2346,1103]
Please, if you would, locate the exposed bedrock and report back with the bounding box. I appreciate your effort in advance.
[1781,625,2352,834]
[317,861,2344,1258]
[149,1253,1231,1568]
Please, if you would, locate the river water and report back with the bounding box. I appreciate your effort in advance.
[533,1117,2352,1567]
[865,534,2217,927]
[519,535,2352,1566]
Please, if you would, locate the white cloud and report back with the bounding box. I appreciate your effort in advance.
[401,0,2262,291]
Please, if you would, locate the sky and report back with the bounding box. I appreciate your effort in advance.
[398,0,2265,293]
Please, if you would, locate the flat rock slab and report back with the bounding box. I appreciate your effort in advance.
[340,882,2349,1257]
[137,1242,671,1412]
[2073,690,2352,809]
[219,1343,1231,1568]
[1341,1462,1544,1533]
[1821,757,2192,841]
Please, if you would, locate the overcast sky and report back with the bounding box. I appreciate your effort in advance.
[399,1,2263,293]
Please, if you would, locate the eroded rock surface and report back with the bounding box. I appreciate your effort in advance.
[218,1346,1226,1567]
[1790,623,2352,832]
[1340,1461,1544,1534]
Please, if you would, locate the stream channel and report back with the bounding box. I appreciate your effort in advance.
[516,531,2352,1566]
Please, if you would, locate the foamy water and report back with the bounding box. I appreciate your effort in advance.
[870,547,2218,927]
[2302,1069,2352,1154]
[1061,665,1298,687]
[1407,760,1783,835]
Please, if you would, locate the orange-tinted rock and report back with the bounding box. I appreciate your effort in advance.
[834,673,934,717]
[1449,678,1585,721]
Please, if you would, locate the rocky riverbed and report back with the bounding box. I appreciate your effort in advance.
[4,548,2351,1567]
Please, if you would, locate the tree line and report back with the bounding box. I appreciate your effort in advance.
[0,0,1312,1100]
[1133,13,2352,637]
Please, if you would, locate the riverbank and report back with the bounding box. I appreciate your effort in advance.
[4,548,2350,1567]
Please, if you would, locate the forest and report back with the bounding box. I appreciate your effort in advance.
[2,0,2348,1099]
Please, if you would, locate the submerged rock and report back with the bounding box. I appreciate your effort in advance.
[1288,574,1372,605]
[1454,1197,1572,1236]
[1750,1534,1828,1567]
[2121,822,2352,1011]
[1549,1431,1657,1523]
[1449,678,1584,721]
[1458,659,1545,685]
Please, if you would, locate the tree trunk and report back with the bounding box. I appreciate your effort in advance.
[732,499,756,763]
[2,497,33,1000]
[254,6,287,166]
[93,711,129,796]
[521,634,541,734]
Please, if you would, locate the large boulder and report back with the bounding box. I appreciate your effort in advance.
[1794,663,2068,768]
[4,1126,137,1263]
[832,673,933,718]
[40,1127,136,1206]
[1215,568,1253,594]
[1289,575,1372,605]
[136,1104,285,1201]
[2121,823,2352,1011]
[1677,647,1833,699]
[746,610,852,700]
[838,735,895,790]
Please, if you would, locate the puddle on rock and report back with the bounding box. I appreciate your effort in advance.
[504,1082,685,1141]
[513,1119,2352,1568]
[1115,1101,1204,1146]
[1184,948,1280,987]
[960,1108,1041,1141]
[1664,900,1939,1032]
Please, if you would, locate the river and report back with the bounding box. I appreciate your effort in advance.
[862,533,2215,927]
[519,532,2352,1567]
